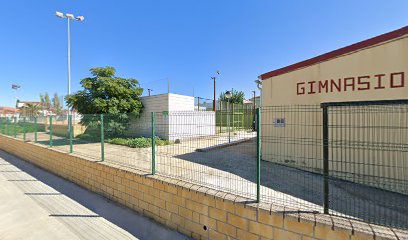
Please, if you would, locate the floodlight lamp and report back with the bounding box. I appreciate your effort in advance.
[76,16,85,21]
[55,11,65,18]
[225,91,232,99]
[66,13,75,19]
[255,79,262,90]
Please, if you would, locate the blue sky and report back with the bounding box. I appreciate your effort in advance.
[0,0,407,107]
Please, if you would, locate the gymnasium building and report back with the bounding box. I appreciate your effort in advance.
[258,26,408,194]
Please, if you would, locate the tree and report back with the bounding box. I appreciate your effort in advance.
[44,92,51,110]
[66,66,143,136]
[52,93,63,115]
[218,89,245,104]
[18,103,41,117]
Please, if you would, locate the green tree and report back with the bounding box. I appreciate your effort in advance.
[218,89,245,104]
[52,93,63,115]
[66,66,143,136]
[44,92,51,110]
[19,103,41,117]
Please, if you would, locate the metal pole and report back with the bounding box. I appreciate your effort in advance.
[67,18,71,117]
[100,114,104,161]
[213,77,216,112]
[253,90,256,131]
[23,117,26,141]
[49,115,53,147]
[34,117,38,143]
[151,112,156,175]
[13,117,17,138]
[322,106,329,214]
[69,115,73,153]
[256,108,261,202]
[6,118,9,136]
[227,99,230,143]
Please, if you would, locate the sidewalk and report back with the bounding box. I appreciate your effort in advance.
[0,150,189,240]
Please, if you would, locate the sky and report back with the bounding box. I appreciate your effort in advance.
[0,0,407,107]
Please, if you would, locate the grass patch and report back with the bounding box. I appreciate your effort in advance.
[107,137,171,148]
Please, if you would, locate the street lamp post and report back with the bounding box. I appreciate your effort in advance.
[55,11,84,117]
[11,84,21,116]
[225,90,232,143]
[254,79,262,131]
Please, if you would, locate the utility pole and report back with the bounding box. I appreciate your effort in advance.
[252,90,256,131]
[211,70,220,112]
[148,89,153,96]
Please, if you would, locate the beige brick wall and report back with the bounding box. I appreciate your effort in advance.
[0,135,405,240]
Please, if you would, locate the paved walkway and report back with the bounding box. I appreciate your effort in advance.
[0,150,189,240]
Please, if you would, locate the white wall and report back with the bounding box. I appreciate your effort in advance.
[127,94,215,140]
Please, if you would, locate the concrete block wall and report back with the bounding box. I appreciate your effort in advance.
[0,135,405,240]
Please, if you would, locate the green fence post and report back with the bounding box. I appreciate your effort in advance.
[322,106,329,214]
[49,115,53,147]
[151,112,156,175]
[13,117,17,138]
[69,115,73,153]
[256,108,261,203]
[23,117,26,141]
[6,118,9,136]
[34,117,38,143]
[100,114,104,161]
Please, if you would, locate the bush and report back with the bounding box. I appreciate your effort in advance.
[107,137,171,148]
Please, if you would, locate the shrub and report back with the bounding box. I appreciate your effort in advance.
[107,137,171,148]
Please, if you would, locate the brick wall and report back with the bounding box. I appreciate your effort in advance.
[0,135,405,240]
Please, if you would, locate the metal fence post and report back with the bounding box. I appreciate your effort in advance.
[23,117,26,141]
[322,105,329,214]
[6,118,9,136]
[34,117,38,143]
[49,115,53,147]
[256,108,261,203]
[151,112,156,175]
[69,115,73,153]
[100,114,104,161]
[13,117,17,138]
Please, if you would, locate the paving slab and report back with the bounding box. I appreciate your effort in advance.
[0,150,189,240]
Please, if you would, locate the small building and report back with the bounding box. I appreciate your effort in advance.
[258,26,408,193]
[127,93,216,140]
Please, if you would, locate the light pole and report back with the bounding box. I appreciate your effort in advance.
[254,79,262,131]
[55,11,84,116]
[225,90,232,143]
[11,84,21,116]
[148,89,153,96]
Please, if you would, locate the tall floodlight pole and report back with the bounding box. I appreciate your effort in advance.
[55,11,84,116]
[11,84,21,116]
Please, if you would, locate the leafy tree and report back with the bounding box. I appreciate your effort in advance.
[52,93,63,115]
[66,66,143,136]
[19,103,41,117]
[218,89,245,104]
[39,93,44,103]
[44,92,51,110]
